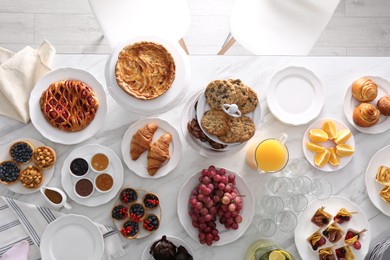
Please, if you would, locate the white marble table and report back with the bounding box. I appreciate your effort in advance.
[1,54,390,260]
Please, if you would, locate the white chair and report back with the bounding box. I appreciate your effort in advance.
[88,0,191,53]
[218,0,340,55]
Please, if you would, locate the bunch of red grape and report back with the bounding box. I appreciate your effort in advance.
[188,166,243,246]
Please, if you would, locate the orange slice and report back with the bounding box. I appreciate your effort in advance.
[328,147,340,166]
[322,120,337,140]
[334,129,352,144]
[336,144,354,157]
[306,142,325,153]
[309,129,328,143]
[314,149,331,168]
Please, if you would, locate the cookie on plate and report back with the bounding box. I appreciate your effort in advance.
[219,116,255,143]
[205,80,237,109]
[228,79,258,114]
[201,110,229,136]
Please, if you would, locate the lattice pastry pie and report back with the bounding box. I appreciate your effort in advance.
[40,80,99,132]
[115,41,176,100]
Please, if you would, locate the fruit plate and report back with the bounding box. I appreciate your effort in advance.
[177,168,255,246]
[141,235,195,260]
[302,118,355,172]
[295,196,371,260]
[29,67,108,145]
[112,188,162,240]
[121,117,182,178]
[105,35,191,115]
[0,138,54,194]
[61,144,124,207]
[365,145,390,216]
[267,66,324,126]
[343,76,390,134]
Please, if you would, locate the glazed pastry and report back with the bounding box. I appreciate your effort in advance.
[375,166,390,185]
[377,95,390,116]
[323,222,343,243]
[353,103,380,127]
[307,229,326,251]
[333,208,356,224]
[130,122,158,160]
[311,206,332,227]
[147,133,172,176]
[335,246,355,260]
[379,185,390,204]
[351,77,378,102]
[318,247,336,260]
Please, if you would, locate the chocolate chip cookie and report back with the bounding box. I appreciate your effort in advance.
[205,80,237,109]
[237,87,258,114]
[219,116,256,143]
[201,110,229,136]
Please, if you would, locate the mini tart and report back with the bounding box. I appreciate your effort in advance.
[9,141,34,164]
[375,165,390,186]
[335,245,355,260]
[307,229,326,251]
[143,214,160,232]
[143,193,160,209]
[119,188,138,204]
[333,208,356,224]
[111,205,128,220]
[322,222,343,243]
[379,186,390,204]
[33,146,56,169]
[345,228,367,245]
[318,247,336,260]
[121,221,139,238]
[19,165,44,189]
[129,203,145,222]
[0,161,20,184]
[311,206,332,227]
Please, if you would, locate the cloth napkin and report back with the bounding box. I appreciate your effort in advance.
[0,41,55,123]
[2,240,29,260]
[0,196,127,260]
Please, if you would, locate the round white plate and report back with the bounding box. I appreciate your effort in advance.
[344,76,390,134]
[61,144,124,207]
[302,118,355,172]
[365,145,390,216]
[267,66,324,125]
[141,235,195,260]
[177,168,255,246]
[29,67,108,145]
[40,214,104,260]
[295,196,371,260]
[105,35,191,115]
[0,138,54,194]
[121,118,182,178]
[196,88,261,145]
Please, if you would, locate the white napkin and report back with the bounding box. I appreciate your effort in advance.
[0,41,55,123]
[2,240,29,260]
[0,196,127,260]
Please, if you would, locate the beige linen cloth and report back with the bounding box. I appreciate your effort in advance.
[0,40,56,123]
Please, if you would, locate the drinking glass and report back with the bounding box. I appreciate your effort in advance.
[252,215,277,237]
[293,176,312,195]
[287,194,308,212]
[276,210,297,232]
[311,178,332,200]
[258,195,284,216]
[267,177,294,198]
[284,158,310,176]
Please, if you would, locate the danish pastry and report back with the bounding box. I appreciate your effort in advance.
[352,103,380,127]
[115,41,176,100]
[40,80,99,132]
[377,95,390,116]
[352,77,378,102]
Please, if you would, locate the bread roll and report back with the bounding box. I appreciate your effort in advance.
[352,77,378,102]
[353,103,380,127]
[377,95,390,116]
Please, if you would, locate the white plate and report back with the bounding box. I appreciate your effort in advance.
[365,145,390,216]
[295,196,371,260]
[141,235,195,260]
[0,138,54,194]
[196,88,261,145]
[121,118,182,178]
[40,214,104,260]
[343,76,390,134]
[302,118,355,172]
[61,144,124,207]
[267,66,324,125]
[105,35,191,115]
[29,67,108,145]
[177,168,255,246]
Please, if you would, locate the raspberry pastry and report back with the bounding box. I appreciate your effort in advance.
[40,80,99,132]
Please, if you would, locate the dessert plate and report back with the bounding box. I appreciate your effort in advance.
[0,138,54,194]
[365,145,390,216]
[105,35,191,115]
[141,235,194,260]
[61,144,124,207]
[177,169,254,246]
[40,214,104,260]
[267,66,324,125]
[302,118,355,172]
[121,117,182,178]
[295,196,371,260]
[344,76,390,134]
[29,67,108,145]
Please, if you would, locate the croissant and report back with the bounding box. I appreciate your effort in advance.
[377,95,390,116]
[353,103,380,127]
[130,122,158,160]
[147,133,172,176]
[352,77,378,102]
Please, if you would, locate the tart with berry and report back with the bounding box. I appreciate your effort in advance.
[333,208,356,224]
[322,222,343,243]
[143,193,159,209]
[121,221,139,238]
[143,214,160,232]
[311,206,332,227]
[318,247,336,260]
[120,188,138,204]
[9,141,34,164]
[129,203,145,222]
[345,228,367,250]
[0,161,20,184]
[335,245,355,260]
[307,229,326,251]
[112,205,128,220]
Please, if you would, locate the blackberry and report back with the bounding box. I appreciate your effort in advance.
[143,214,160,231]
[129,203,145,222]
[10,142,33,164]
[143,193,159,209]
[121,221,139,238]
[0,161,20,183]
[120,188,137,204]
[112,205,128,220]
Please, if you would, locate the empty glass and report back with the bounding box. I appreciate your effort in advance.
[283,158,310,176]
[287,194,308,212]
[252,215,277,237]
[311,178,332,200]
[276,210,297,232]
[293,176,312,195]
[267,177,294,198]
[258,195,285,216]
